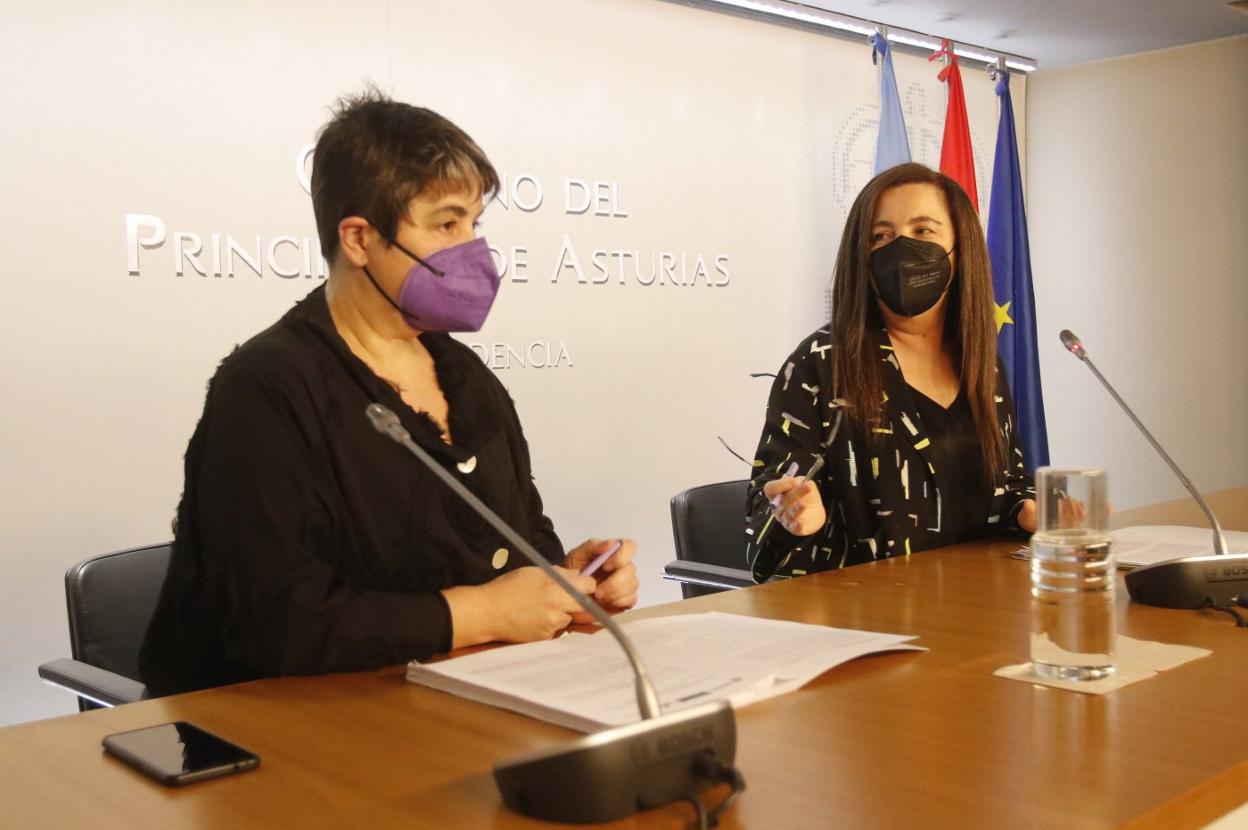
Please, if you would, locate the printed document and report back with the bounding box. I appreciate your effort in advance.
[1113,525,1248,569]
[406,612,921,732]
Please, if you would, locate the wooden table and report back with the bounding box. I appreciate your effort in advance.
[2,489,1245,828]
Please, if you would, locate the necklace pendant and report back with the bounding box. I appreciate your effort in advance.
[457,456,477,474]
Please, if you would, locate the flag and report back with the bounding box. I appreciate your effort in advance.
[929,40,978,210]
[987,71,1050,472]
[870,32,910,173]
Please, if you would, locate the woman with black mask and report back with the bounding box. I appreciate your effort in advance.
[745,163,1037,582]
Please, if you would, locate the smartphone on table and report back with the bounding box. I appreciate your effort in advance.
[102,721,259,786]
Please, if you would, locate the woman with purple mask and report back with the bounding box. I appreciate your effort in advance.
[141,90,638,695]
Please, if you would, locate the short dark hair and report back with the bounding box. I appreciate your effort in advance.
[311,86,500,262]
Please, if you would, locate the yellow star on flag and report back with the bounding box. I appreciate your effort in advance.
[994,300,1014,333]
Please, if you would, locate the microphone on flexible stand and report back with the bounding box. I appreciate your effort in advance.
[365,403,742,823]
[1058,331,1248,612]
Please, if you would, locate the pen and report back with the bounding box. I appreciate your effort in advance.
[798,454,826,487]
[580,539,622,577]
[769,462,800,508]
[769,455,825,509]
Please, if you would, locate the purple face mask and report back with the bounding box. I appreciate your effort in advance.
[364,236,501,332]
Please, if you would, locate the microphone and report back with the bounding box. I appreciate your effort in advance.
[1058,331,1247,610]
[365,404,741,823]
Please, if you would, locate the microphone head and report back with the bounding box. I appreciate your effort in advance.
[1059,329,1087,360]
[366,403,407,441]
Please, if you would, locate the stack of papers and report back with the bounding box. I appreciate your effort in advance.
[1011,525,1248,570]
[407,612,921,732]
[1112,525,1248,569]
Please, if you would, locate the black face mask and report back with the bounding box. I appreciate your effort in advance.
[869,236,954,317]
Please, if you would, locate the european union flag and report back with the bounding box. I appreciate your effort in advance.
[987,72,1049,472]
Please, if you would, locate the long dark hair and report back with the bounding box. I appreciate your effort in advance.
[829,163,1004,481]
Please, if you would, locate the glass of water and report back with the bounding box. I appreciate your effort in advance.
[1030,468,1115,681]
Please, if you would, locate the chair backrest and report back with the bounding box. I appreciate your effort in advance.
[670,479,750,576]
[65,543,172,684]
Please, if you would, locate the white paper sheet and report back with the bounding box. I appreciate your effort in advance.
[407,612,922,732]
[1111,525,1248,569]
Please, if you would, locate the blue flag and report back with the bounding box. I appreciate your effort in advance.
[987,72,1049,472]
[871,33,910,173]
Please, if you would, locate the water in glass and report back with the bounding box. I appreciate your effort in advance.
[1030,528,1115,681]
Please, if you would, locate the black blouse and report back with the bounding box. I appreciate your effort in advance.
[139,286,563,696]
[908,386,993,545]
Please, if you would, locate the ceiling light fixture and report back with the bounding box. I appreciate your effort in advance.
[688,0,1038,71]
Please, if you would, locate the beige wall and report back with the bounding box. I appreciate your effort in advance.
[1026,35,1248,508]
[0,0,1014,725]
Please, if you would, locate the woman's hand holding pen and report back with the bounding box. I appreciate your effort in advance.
[445,538,639,647]
[445,565,597,647]
[764,475,826,536]
[564,538,639,624]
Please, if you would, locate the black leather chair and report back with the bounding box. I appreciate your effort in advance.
[38,543,171,709]
[663,480,756,598]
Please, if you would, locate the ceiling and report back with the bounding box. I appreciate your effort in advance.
[798,0,1248,68]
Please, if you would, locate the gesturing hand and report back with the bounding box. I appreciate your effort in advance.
[1018,499,1038,533]
[763,477,826,537]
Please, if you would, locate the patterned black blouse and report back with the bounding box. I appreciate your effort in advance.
[745,326,1035,582]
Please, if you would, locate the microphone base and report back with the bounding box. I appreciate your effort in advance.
[1125,553,1248,609]
[493,700,737,824]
